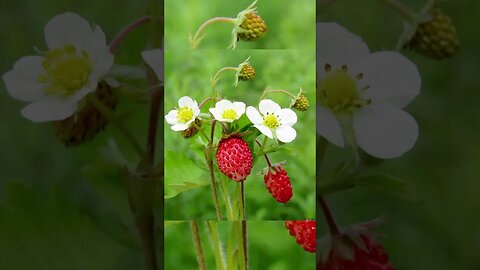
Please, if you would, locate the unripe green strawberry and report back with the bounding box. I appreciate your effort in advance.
[53,81,117,146]
[216,137,253,181]
[285,220,316,253]
[407,8,460,59]
[293,94,309,111]
[238,12,267,41]
[238,64,256,81]
[181,118,202,139]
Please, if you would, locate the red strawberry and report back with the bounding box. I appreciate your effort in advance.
[318,234,394,270]
[216,137,253,181]
[263,163,293,203]
[285,220,316,253]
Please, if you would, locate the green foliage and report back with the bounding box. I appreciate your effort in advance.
[164,49,316,220]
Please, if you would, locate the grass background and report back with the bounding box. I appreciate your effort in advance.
[164,49,316,220]
[164,0,316,50]
[318,0,480,269]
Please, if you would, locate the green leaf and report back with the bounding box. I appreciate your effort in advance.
[356,174,419,201]
[164,149,210,198]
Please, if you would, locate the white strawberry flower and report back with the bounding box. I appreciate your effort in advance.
[316,22,420,159]
[209,99,246,123]
[142,48,163,81]
[165,96,200,131]
[246,99,297,143]
[2,12,113,122]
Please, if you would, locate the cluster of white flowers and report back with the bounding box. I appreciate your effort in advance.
[166,97,298,143]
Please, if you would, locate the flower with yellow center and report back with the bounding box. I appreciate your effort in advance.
[246,99,297,143]
[165,96,200,131]
[2,12,113,122]
[209,99,246,123]
[317,22,420,158]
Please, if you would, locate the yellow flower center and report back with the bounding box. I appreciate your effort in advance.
[263,113,279,129]
[177,106,194,123]
[317,64,370,114]
[37,44,93,96]
[222,109,237,120]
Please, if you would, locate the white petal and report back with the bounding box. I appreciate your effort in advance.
[353,104,418,159]
[232,102,246,118]
[87,26,114,80]
[259,99,281,115]
[142,49,163,81]
[171,123,189,131]
[276,126,297,143]
[316,106,344,147]
[69,83,97,103]
[2,56,46,102]
[209,108,223,121]
[21,95,78,122]
[316,22,369,74]
[246,106,263,125]
[214,99,233,111]
[165,110,178,125]
[354,51,421,108]
[277,108,297,126]
[254,124,273,139]
[178,96,195,108]
[45,13,93,49]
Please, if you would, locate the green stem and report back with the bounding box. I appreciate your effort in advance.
[207,221,227,270]
[241,221,248,269]
[260,89,297,101]
[88,94,145,159]
[190,17,237,48]
[256,138,272,167]
[219,176,234,220]
[109,16,152,53]
[378,0,418,22]
[212,67,239,86]
[190,221,207,270]
[207,120,223,220]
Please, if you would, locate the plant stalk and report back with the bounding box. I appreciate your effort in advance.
[191,221,207,270]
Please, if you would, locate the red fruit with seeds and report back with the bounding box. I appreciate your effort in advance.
[318,234,394,270]
[285,220,316,253]
[216,137,253,181]
[263,163,293,203]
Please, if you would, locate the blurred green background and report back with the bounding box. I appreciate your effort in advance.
[0,0,162,269]
[164,221,315,269]
[165,0,316,50]
[164,49,316,220]
[318,0,480,269]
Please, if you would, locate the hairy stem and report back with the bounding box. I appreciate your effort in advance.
[190,221,207,270]
[207,221,227,270]
[242,220,248,269]
[318,196,340,236]
[207,120,223,220]
[378,0,418,22]
[255,139,272,167]
[260,89,297,101]
[109,16,152,53]
[190,17,236,48]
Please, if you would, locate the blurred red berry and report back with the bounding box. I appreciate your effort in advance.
[285,220,316,253]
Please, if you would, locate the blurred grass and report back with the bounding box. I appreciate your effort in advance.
[0,0,160,269]
[164,49,316,220]
[165,0,316,50]
[164,221,315,269]
[318,0,480,269]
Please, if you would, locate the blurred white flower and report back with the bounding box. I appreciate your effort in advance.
[165,96,200,131]
[316,22,421,159]
[209,99,246,123]
[142,48,163,81]
[246,99,297,143]
[2,12,113,122]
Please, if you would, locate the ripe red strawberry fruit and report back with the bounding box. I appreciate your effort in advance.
[216,137,253,181]
[318,234,394,270]
[263,163,293,203]
[285,220,316,253]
